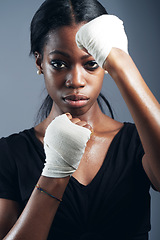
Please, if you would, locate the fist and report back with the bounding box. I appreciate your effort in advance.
[42,114,92,178]
[76,14,128,68]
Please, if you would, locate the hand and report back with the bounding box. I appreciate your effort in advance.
[76,14,128,69]
[42,114,92,178]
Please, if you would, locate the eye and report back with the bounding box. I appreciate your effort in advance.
[84,60,99,70]
[50,60,67,70]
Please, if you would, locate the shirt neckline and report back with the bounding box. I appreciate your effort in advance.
[70,122,128,189]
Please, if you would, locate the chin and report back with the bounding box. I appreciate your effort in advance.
[65,106,93,118]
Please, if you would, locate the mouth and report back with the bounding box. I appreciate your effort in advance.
[62,94,89,107]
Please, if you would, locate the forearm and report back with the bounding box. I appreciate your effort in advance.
[3,114,91,239]
[104,49,160,188]
[4,176,69,240]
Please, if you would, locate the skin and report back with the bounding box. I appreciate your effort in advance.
[0,23,160,239]
[104,49,160,191]
[34,25,123,186]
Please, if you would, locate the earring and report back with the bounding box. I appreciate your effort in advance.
[37,69,42,75]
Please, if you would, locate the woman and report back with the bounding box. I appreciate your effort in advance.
[0,0,159,239]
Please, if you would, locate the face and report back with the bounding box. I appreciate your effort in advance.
[37,24,105,117]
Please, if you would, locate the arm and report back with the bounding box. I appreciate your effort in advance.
[0,199,21,239]
[2,114,91,239]
[104,49,160,191]
[3,176,69,240]
[76,15,160,191]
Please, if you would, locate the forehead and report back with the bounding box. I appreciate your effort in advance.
[44,24,84,53]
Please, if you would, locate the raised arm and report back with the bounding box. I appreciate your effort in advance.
[104,48,160,191]
[76,14,160,191]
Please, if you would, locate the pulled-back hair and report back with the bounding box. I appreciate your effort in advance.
[30,0,107,56]
[30,0,114,122]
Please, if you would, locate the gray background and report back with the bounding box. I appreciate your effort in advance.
[0,0,159,239]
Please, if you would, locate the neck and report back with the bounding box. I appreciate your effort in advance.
[34,101,115,142]
[72,103,105,129]
[46,101,107,131]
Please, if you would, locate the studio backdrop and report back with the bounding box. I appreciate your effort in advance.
[0,0,159,239]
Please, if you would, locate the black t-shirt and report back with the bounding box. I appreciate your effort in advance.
[0,123,151,239]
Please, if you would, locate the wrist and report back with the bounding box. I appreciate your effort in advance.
[103,48,130,77]
[38,175,70,200]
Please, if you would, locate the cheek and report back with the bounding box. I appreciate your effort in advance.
[44,77,59,90]
[90,72,104,93]
[43,74,66,104]
[42,61,61,88]
[43,70,64,92]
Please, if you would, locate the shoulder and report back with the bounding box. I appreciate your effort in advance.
[105,117,144,157]
[105,116,139,138]
[0,128,44,201]
[0,128,42,167]
[122,121,142,148]
[117,121,142,151]
[102,115,136,137]
[0,128,35,153]
[0,129,34,201]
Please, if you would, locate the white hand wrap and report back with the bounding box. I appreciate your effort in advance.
[76,15,128,68]
[42,114,91,178]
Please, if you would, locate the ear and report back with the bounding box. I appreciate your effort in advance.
[34,52,43,74]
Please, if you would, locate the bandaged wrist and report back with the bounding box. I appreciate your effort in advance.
[42,114,91,178]
[76,15,128,68]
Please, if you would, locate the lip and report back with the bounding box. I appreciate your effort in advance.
[62,94,89,107]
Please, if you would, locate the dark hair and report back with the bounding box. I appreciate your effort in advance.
[30,0,114,122]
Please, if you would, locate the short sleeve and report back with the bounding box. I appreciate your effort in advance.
[0,137,20,201]
[134,128,145,161]
[133,125,158,191]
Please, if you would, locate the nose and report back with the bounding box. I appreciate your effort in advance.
[65,66,86,89]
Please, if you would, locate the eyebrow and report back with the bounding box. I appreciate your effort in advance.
[81,54,92,60]
[49,50,91,60]
[49,50,70,58]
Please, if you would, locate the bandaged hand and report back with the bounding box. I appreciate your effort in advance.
[76,15,128,68]
[42,114,91,178]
